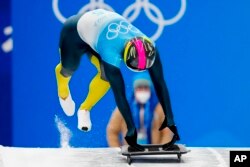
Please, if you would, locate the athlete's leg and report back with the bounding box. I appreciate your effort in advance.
[79,55,110,111]
[55,57,80,116]
[77,55,110,131]
[55,16,85,116]
[55,47,81,116]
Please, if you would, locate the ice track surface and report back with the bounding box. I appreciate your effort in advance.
[0,145,248,167]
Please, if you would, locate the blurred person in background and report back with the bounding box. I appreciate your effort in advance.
[107,73,173,146]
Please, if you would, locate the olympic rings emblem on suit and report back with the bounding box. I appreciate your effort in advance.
[52,0,187,41]
[106,21,140,40]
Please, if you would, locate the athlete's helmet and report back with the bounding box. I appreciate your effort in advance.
[123,37,156,72]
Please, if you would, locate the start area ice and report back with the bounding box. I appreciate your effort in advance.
[0,145,233,167]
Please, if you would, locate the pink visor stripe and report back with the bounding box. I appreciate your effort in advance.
[134,39,146,70]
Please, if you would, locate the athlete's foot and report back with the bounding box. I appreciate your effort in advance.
[162,125,180,150]
[59,92,75,116]
[77,109,92,132]
[125,129,145,151]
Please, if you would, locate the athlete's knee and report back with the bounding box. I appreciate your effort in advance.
[61,66,77,77]
[55,64,73,77]
[55,63,76,77]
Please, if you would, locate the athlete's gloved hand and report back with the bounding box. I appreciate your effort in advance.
[159,117,181,150]
[125,129,145,151]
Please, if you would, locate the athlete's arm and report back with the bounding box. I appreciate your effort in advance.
[102,61,136,136]
[148,49,175,127]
